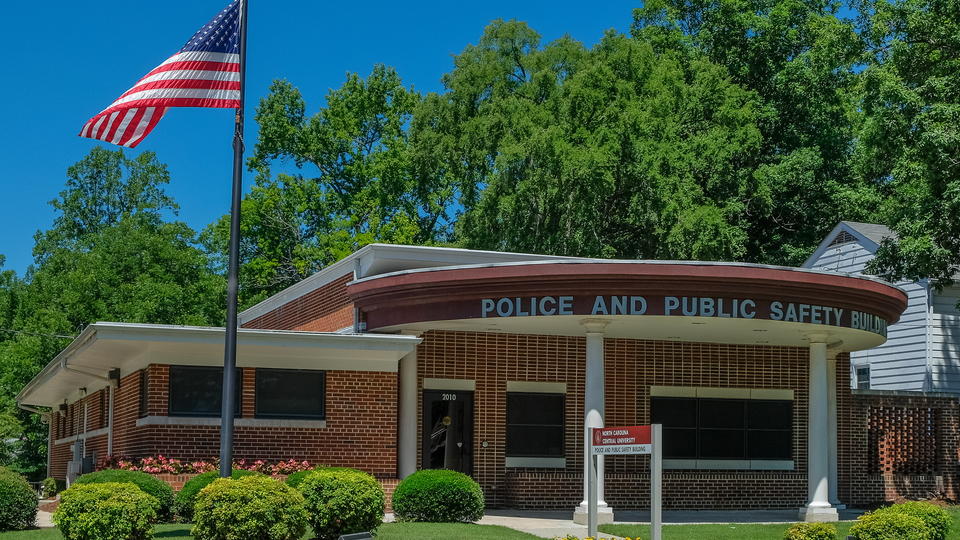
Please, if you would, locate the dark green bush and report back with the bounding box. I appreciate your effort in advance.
[174,470,259,521]
[75,469,174,520]
[784,522,837,540]
[874,502,951,540]
[850,510,931,540]
[0,467,38,531]
[298,468,384,539]
[392,469,484,523]
[53,482,158,540]
[42,477,65,498]
[191,475,307,540]
[283,467,324,490]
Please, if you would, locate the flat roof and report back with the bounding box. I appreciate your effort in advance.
[17,322,421,408]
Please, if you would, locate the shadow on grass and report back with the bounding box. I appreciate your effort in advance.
[153,527,192,538]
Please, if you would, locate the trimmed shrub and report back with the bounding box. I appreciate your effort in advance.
[74,469,174,520]
[850,510,931,540]
[192,475,307,540]
[299,468,384,539]
[284,467,324,490]
[174,469,259,521]
[874,502,951,540]
[784,522,837,540]
[42,477,66,498]
[53,482,159,540]
[392,469,484,523]
[0,467,38,531]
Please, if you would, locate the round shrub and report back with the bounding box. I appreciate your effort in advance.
[75,469,174,520]
[299,468,384,540]
[0,467,38,531]
[850,510,931,540]
[174,469,259,521]
[42,477,65,498]
[875,502,951,540]
[784,522,837,540]
[53,482,159,540]
[392,469,484,523]
[192,475,307,540]
[284,467,324,490]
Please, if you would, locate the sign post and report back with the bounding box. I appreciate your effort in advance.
[589,424,662,540]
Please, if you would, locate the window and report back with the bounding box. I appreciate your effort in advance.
[138,370,148,418]
[506,392,565,457]
[168,366,241,417]
[652,397,792,460]
[856,365,871,390]
[255,369,325,419]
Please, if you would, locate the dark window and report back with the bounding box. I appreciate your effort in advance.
[506,392,565,458]
[168,366,241,417]
[138,370,148,418]
[652,397,792,461]
[856,366,870,390]
[255,369,325,419]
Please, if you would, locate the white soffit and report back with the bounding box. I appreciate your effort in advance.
[17,322,420,408]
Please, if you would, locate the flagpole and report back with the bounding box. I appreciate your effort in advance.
[219,0,248,478]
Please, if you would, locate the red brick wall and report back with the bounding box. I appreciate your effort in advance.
[242,273,354,331]
[416,330,816,510]
[49,366,398,481]
[842,391,960,505]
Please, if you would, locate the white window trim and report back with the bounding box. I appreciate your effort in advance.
[505,457,567,468]
[506,381,567,393]
[136,416,326,429]
[423,378,475,391]
[663,459,795,471]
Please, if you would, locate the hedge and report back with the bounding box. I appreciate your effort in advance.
[0,467,38,531]
[53,482,158,540]
[392,469,484,523]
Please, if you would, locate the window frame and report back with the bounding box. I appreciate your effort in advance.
[651,396,793,461]
[254,368,326,420]
[505,391,566,459]
[167,365,242,418]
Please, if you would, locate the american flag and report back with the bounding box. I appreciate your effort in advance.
[80,1,242,148]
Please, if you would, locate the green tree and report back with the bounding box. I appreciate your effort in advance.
[0,148,223,478]
[207,66,451,305]
[421,20,764,260]
[857,0,960,285]
[632,0,883,264]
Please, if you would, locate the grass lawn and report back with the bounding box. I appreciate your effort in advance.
[599,506,960,540]
[0,522,541,540]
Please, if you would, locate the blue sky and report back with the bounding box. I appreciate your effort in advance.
[0,1,637,275]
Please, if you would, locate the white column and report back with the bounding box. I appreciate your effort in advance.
[827,352,841,508]
[801,336,838,522]
[398,347,418,479]
[575,320,613,525]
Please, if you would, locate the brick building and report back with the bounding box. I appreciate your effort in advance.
[19,243,944,522]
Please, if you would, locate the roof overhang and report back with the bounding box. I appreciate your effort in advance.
[17,322,421,408]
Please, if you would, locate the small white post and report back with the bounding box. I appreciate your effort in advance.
[588,426,598,537]
[651,423,662,540]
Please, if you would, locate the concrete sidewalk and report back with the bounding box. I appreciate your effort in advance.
[479,510,626,539]
[477,508,865,538]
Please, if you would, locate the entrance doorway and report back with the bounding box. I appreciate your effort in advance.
[421,390,473,475]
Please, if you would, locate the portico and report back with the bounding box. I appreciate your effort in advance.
[350,259,907,519]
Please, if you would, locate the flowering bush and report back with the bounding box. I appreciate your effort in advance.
[99,455,316,475]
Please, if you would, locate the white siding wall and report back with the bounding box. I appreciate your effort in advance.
[929,285,960,392]
[808,241,929,391]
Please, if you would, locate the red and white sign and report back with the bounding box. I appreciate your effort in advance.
[591,425,652,455]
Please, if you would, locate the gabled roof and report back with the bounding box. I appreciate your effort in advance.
[802,221,896,269]
[842,222,897,246]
